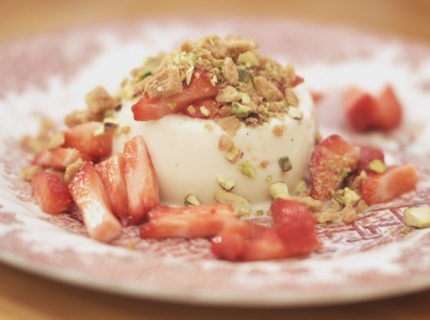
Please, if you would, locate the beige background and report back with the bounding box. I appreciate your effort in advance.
[1,0,430,319]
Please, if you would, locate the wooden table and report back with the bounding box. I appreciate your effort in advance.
[1,0,430,319]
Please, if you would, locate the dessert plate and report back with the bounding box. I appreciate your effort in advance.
[1,17,430,307]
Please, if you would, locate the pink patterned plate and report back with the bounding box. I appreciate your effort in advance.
[1,18,430,307]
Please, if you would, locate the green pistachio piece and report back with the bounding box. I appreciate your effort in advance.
[137,70,151,79]
[184,193,201,206]
[231,102,251,118]
[167,102,176,109]
[185,66,195,86]
[269,182,289,199]
[212,59,224,68]
[278,156,292,172]
[241,93,251,104]
[368,159,386,173]
[213,190,250,217]
[241,161,256,178]
[225,146,240,163]
[294,180,308,193]
[216,176,236,191]
[342,187,360,206]
[237,51,259,68]
[200,106,210,117]
[403,206,430,228]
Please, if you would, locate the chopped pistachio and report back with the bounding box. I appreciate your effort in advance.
[103,116,119,132]
[210,75,218,86]
[241,161,256,178]
[212,59,224,68]
[254,210,264,216]
[269,182,289,199]
[93,123,105,136]
[225,146,240,163]
[137,70,151,79]
[342,187,360,206]
[341,167,351,178]
[185,66,195,86]
[231,102,251,118]
[216,176,236,191]
[184,193,201,206]
[288,107,303,119]
[266,175,272,182]
[368,159,386,173]
[167,102,177,110]
[237,51,259,68]
[278,156,292,172]
[403,206,430,228]
[241,93,251,104]
[294,180,308,193]
[200,106,210,117]
[213,190,250,217]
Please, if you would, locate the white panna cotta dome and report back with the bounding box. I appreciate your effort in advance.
[113,83,318,212]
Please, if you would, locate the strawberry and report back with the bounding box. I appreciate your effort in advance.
[94,153,128,225]
[140,204,236,238]
[360,164,418,206]
[270,198,319,256]
[343,87,377,132]
[183,98,220,119]
[343,85,402,132]
[355,145,385,174]
[123,135,159,225]
[69,162,122,243]
[373,85,402,130]
[63,121,113,159]
[309,134,360,200]
[30,171,73,214]
[32,147,93,169]
[210,220,266,261]
[132,70,218,121]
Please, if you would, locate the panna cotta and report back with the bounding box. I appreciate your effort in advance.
[112,35,319,213]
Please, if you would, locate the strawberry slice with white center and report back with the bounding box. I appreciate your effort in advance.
[140,204,235,238]
[309,134,360,200]
[94,153,128,225]
[69,162,122,243]
[31,171,73,215]
[63,121,113,159]
[32,147,94,169]
[132,70,218,121]
[372,85,402,130]
[123,135,159,225]
[360,164,418,206]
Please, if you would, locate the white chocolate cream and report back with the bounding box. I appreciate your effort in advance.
[113,84,318,212]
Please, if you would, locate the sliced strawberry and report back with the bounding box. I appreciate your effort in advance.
[210,220,266,261]
[309,90,323,104]
[182,98,220,119]
[123,135,159,225]
[140,204,236,238]
[292,75,304,87]
[63,121,113,159]
[32,147,93,169]
[94,153,128,225]
[132,70,218,121]
[309,134,360,200]
[360,164,417,206]
[343,87,378,132]
[270,198,319,256]
[69,162,122,242]
[373,85,402,130]
[30,171,73,215]
[355,145,385,174]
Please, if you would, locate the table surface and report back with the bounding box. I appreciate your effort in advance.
[2,0,430,319]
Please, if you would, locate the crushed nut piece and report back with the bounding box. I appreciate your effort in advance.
[253,76,283,102]
[64,158,84,183]
[184,193,201,206]
[341,204,357,224]
[225,146,240,163]
[314,209,341,224]
[218,135,233,152]
[19,165,43,181]
[47,131,65,150]
[217,116,240,136]
[145,65,183,99]
[213,190,250,216]
[272,124,286,137]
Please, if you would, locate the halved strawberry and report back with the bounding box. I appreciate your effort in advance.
[309,134,360,200]
[69,162,122,242]
[360,164,418,206]
[123,135,159,225]
[140,204,236,238]
[373,85,402,130]
[132,70,218,121]
[94,153,128,225]
[63,121,113,159]
[30,171,73,214]
[343,87,378,132]
[355,145,385,174]
[270,198,319,256]
[32,147,93,169]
